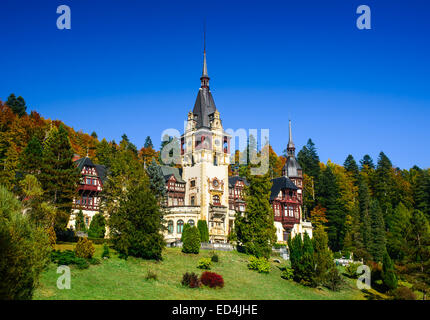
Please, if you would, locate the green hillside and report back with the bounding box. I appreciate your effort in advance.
[34,244,365,300]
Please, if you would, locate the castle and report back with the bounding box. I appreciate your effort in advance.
[68,49,312,243]
[160,49,312,244]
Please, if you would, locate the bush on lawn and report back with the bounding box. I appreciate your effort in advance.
[182,226,200,254]
[51,250,76,265]
[281,267,294,280]
[197,258,212,270]
[88,257,101,265]
[101,243,110,259]
[248,256,270,273]
[197,220,209,242]
[75,237,95,259]
[345,262,362,279]
[181,272,200,288]
[200,271,224,288]
[390,286,416,300]
[74,257,90,270]
[145,270,157,281]
[324,267,344,291]
[210,252,219,263]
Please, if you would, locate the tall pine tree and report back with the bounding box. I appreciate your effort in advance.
[39,124,80,229]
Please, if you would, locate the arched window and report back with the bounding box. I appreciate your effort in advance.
[177,220,184,234]
[188,219,195,227]
[167,220,174,234]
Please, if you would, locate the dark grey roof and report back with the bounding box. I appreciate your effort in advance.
[74,157,107,183]
[228,176,249,188]
[160,166,185,183]
[283,156,302,178]
[193,88,217,129]
[270,176,298,200]
[74,157,94,170]
[95,164,107,183]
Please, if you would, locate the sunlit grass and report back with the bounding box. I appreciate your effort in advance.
[33,244,366,300]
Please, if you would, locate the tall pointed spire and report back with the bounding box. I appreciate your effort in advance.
[200,23,210,88]
[287,120,295,156]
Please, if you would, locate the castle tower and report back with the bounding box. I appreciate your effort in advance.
[282,120,303,217]
[181,47,231,243]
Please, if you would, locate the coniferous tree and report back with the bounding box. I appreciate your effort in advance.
[146,158,166,203]
[0,142,19,189]
[386,202,411,261]
[197,220,210,242]
[297,138,320,180]
[39,125,80,229]
[182,225,200,254]
[369,199,386,262]
[373,152,395,219]
[313,225,335,285]
[6,93,27,117]
[288,234,303,276]
[296,232,317,287]
[75,210,86,232]
[108,180,165,260]
[344,154,360,185]
[235,171,276,258]
[317,165,345,251]
[382,251,398,291]
[90,131,98,139]
[360,154,375,170]
[358,178,372,260]
[404,209,430,299]
[19,135,43,175]
[88,212,106,238]
[144,136,154,149]
[95,138,115,169]
[412,168,430,219]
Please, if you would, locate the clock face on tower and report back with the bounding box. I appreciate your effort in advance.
[212,179,219,187]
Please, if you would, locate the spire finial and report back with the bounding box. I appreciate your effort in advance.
[200,21,209,88]
[287,119,295,156]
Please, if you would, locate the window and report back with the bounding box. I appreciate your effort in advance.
[177,220,184,234]
[289,206,294,217]
[213,195,220,205]
[190,180,196,188]
[86,178,91,185]
[188,219,195,227]
[190,196,195,205]
[167,220,174,234]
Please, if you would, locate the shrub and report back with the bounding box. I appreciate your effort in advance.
[48,226,57,248]
[197,220,209,242]
[181,272,200,288]
[324,267,344,291]
[248,256,270,273]
[345,262,361,279]
[200,271,224,288]
[333,251,342,259]
[281,267,294,280]
[181,223,191,242]
[391,286,416,300]
[74,257,90,270]
[88,257,101,265]
[52,250,76,265]
[88,213,106,239]
[382,252,397,291]
[182,226,201,254]
[0,186,51,300]
[197,258,212,270]
[55,228,77,242]
[211,253,219,263]
[273,243,287,249]
[75,237,95,259]
[101,243,110,259]
[145,270,157,281]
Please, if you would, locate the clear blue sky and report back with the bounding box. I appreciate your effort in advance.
[1,0,429,169]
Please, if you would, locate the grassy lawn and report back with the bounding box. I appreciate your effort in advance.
[34,243,366,300]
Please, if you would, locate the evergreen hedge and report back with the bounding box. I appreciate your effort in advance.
[182,226,201,254]
[197,220,209,242]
